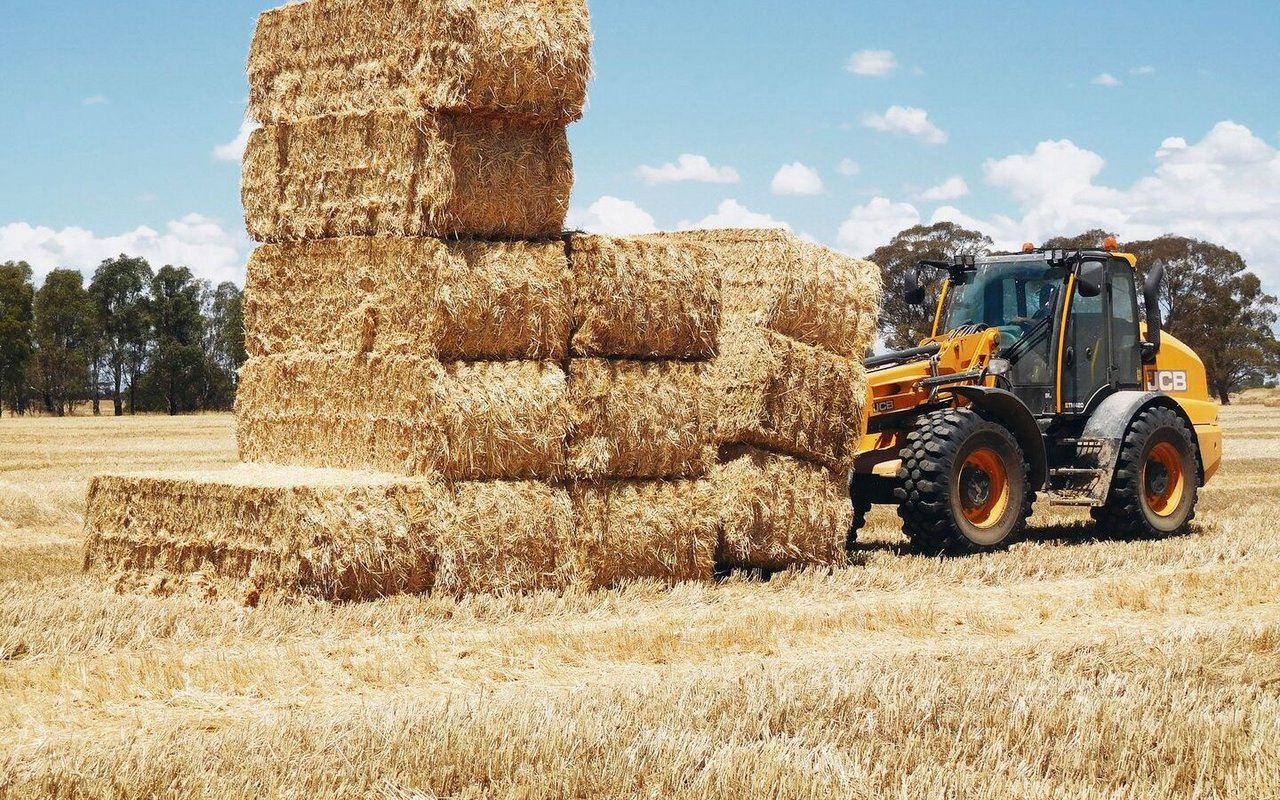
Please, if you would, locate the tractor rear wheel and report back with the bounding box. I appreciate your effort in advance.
[895,408,1033,555]
[1091,406,1198,539]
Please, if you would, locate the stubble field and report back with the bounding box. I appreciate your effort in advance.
[1,404,1278,799]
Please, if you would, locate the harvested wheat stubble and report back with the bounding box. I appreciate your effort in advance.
[245,238,571,360]
[710,446,851,571]
[242,110,573,242]
[708,325,868,471]
[567,359,714,480]
[236,355,570,480]
[568,479,717,588]
[82,467,444,603]
[568,235,721,359]
[248,0,592,125]
[650,229,882,358]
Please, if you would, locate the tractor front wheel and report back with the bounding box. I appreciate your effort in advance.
[896,409,1033,555]
[1091,406,1198,539]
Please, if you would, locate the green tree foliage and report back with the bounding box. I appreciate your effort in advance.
[1125,236,1280,404]
[89,255,154,416]
[32,269,95,416]
[1043,230,1118,250]
[0,262,36,416]
[144,266,207,416]
[867,222,994,350]
[199,282,247,410]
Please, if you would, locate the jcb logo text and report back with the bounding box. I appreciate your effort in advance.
[1145,370,1189,393]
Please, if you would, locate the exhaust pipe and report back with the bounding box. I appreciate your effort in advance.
[1143,260,1164,356]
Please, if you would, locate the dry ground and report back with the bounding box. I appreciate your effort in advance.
[1,405,1278,799]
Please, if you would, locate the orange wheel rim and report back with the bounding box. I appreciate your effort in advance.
[958,447,1011,529]
[1144,442,1185,517]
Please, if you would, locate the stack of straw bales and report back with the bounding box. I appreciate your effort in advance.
[83,0,883,603]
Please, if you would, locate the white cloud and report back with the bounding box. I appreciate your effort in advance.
[920,176,970,201]
[862,106,948,145]
[837,159,861,177]
[566,196,657,236]
[82,95,109,106]
[0,214,250,287]
[1093,73,1122,87]
[836,197,920,256]
[212,118,261,163]
[681,200,789,231]
[846,49,897,77]
[1130,65,1156,76]
[1156,137,1188,158]
[636,154,740,185]
[771,162,823,196]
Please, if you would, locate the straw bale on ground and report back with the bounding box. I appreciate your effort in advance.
[568,479,717,588]
[82,467,445,603]
[708,326,867,471]
[243,111,572,242]
[245,238,571,360]
[568,235,721,359]
[567,360,714,480]
[710,447,851,571]
[651,229,882,358]
[248,0,592,124]
[236,355,569,480]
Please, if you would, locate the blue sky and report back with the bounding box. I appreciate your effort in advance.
[3,0,1279,292]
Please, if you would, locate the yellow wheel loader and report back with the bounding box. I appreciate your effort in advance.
[848,240,1222,554]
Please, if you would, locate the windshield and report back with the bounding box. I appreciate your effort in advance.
[939,261,1066,340]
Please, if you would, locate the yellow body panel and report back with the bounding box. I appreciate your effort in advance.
[1143,326,1222,481]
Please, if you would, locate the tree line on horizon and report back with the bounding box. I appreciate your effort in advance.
[0,256,245,417]
[868,225,1280,404]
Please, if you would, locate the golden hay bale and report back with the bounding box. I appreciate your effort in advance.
[568,235,721,359]
[710,446,851,571]
[433,480,575,595]
[708,325,868,471]
[567,479,717,588]
[567,359,715,480]
[242,111,573,242]
[82,467,445,603]
[248,0,592,124]
[245,238,571,360]
[236,355,570,480]
[650,229,882,358]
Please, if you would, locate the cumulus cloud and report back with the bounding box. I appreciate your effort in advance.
[771,162,823,196]
[636,154,740,185]
[681,200,789,231]
[837,159,861,177]
[0,214,250,286]
[212,118,261,163]
[566,196,657,236]
[862,106,948,145]
[836,197,920,256]
[846,49,897,77]
[1092,73,1122,87]
[920,176,970,201]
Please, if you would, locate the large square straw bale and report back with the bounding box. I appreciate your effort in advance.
[568,235,720,359]
[236,355,570,480]
[650,229,882,358]
[708,326,868,471]
[567,479,717,588]
[710,447,851,571]
[245,238,571,360]
[248,0,592,124]
[567,359,714,480]
[82,467,447,603]
[243,111,572,242]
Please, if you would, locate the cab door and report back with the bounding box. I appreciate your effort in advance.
[1060,259,1142,413]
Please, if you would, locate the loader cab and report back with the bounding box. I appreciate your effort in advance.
[926,249,1146,418]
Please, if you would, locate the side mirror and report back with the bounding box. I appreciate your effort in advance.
[904,269,926,306]
[1143,260,1165,358]
[1075,260,1105,298]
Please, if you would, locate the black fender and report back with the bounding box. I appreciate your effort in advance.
[943,386,1049,491]
[1081,391,1204,490]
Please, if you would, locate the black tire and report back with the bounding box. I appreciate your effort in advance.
[1091,406,1198,539]
[895,408,1034,555]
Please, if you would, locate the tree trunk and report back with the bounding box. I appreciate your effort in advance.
[1218,386,1231,405]
[168,373,177,416]
[113,367,124,416]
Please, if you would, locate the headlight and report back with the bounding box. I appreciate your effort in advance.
[987,358,1011,377]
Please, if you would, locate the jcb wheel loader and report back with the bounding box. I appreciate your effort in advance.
[848,240,1222,554]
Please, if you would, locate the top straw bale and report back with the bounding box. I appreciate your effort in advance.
[648,229,882,359]
[249,0,593,124]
